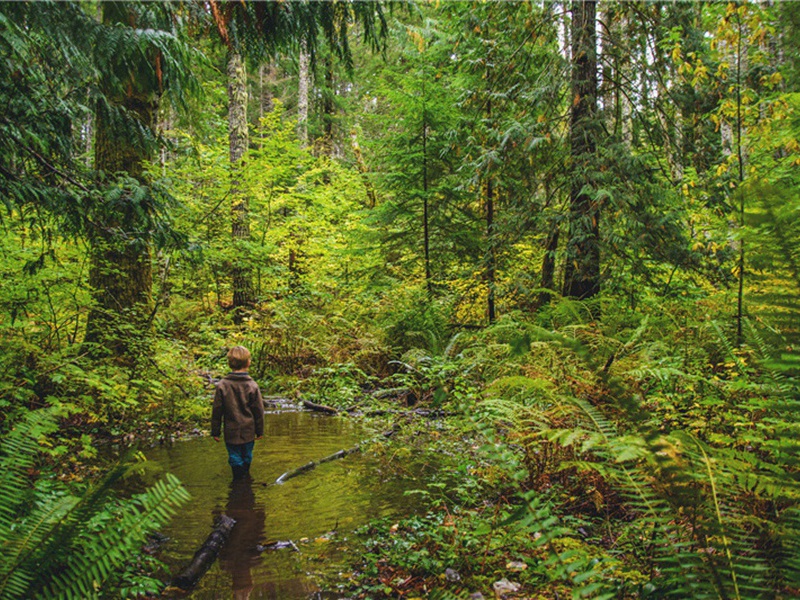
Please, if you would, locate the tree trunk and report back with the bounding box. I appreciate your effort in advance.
[734,11,747,345]
[486,175,496,324]
[562,0,600,300]
[82,91,93,168]
[653,5,683,183]
[228,49,255,317]
[321,54,335,157]
[259,63,275,122]
[539,220,560,307]
[302,399,339,414]
[84,3,157,358]
[559,1,571,64]
[298,44,309,147]
[422,72,432,297]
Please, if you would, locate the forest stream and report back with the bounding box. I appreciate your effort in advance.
[128,408,431,599]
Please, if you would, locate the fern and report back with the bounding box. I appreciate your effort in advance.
[572,397,797,598]
[0,409,190,600]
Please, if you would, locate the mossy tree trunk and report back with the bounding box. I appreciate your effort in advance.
[228,49,255,318]
[83,3,157,359]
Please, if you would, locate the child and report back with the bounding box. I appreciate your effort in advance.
[211,346,265,480]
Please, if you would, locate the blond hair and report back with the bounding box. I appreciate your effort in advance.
[227,346,251,371]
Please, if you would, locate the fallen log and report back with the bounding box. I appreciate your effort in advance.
[318,448,353,464]
[263,396,298,411]
[275,460,318,484]
[168,514,236,591]
[302,399,339,415]
[275,429,396,485]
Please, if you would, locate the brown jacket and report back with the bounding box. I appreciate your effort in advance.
[211,373,264,444]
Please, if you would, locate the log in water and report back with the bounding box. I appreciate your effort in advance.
[301,399,339,415]
[169,514,236,591]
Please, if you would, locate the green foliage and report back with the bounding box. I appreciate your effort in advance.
[467,303,800,598]
[0,409,190,600]
[345,296,798,598]
[1,1,800,597]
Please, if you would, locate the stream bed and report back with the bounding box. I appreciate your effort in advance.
[132,409,431,599]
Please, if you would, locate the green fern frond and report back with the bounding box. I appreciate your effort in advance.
[37,473,190,600]
[0,411,190,600]
[484,375,558,406]
[708,320,748,376]
[776,506,800,588]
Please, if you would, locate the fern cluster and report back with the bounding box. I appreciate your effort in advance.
[0,409,190,600]
[467,305,800,598]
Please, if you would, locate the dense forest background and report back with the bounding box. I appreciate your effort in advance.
[1,1,799,598]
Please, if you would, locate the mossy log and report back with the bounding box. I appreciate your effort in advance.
[301,399,339,415]
[169,514,236,591]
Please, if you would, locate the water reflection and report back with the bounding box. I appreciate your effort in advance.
[133,411,434,599]
[216,478,265,600]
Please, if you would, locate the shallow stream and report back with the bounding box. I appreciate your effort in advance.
[134,409,429,599]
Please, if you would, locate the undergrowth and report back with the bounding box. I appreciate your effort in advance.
[0,408,190,599]
[337,296,800,599]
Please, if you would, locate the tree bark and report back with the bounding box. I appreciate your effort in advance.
[562,0,600,300]
[486,175,496,324]
[259,63,275,122]
[298,44,309,147]
[734,10,747,345]
[350,127,378,208]
[485,65,496,323]
[228,49,255,317]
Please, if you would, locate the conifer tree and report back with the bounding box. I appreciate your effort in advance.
[562,0,600,300]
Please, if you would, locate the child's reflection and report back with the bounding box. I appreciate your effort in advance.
[218,477,265,600]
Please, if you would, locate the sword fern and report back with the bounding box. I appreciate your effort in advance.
[0,409,190,600]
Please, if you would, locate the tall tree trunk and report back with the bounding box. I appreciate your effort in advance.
[298,45,309,147]
[259,63,275,121]
[602,5,632,147]
[562,0,600,300]
[719,36,735,159]
[559,1,571,64]
[421,71,432,297]
[734,10,747,345]
[486,176,496,324]
[228,49,254,317]
[653,5,683,183]
[84,4,156,358]
[536,170,559,310]
[322,54,335,157]
[485,68,496,324]
[82,89,93,168]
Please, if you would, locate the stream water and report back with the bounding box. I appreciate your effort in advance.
[133,409,430,599]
